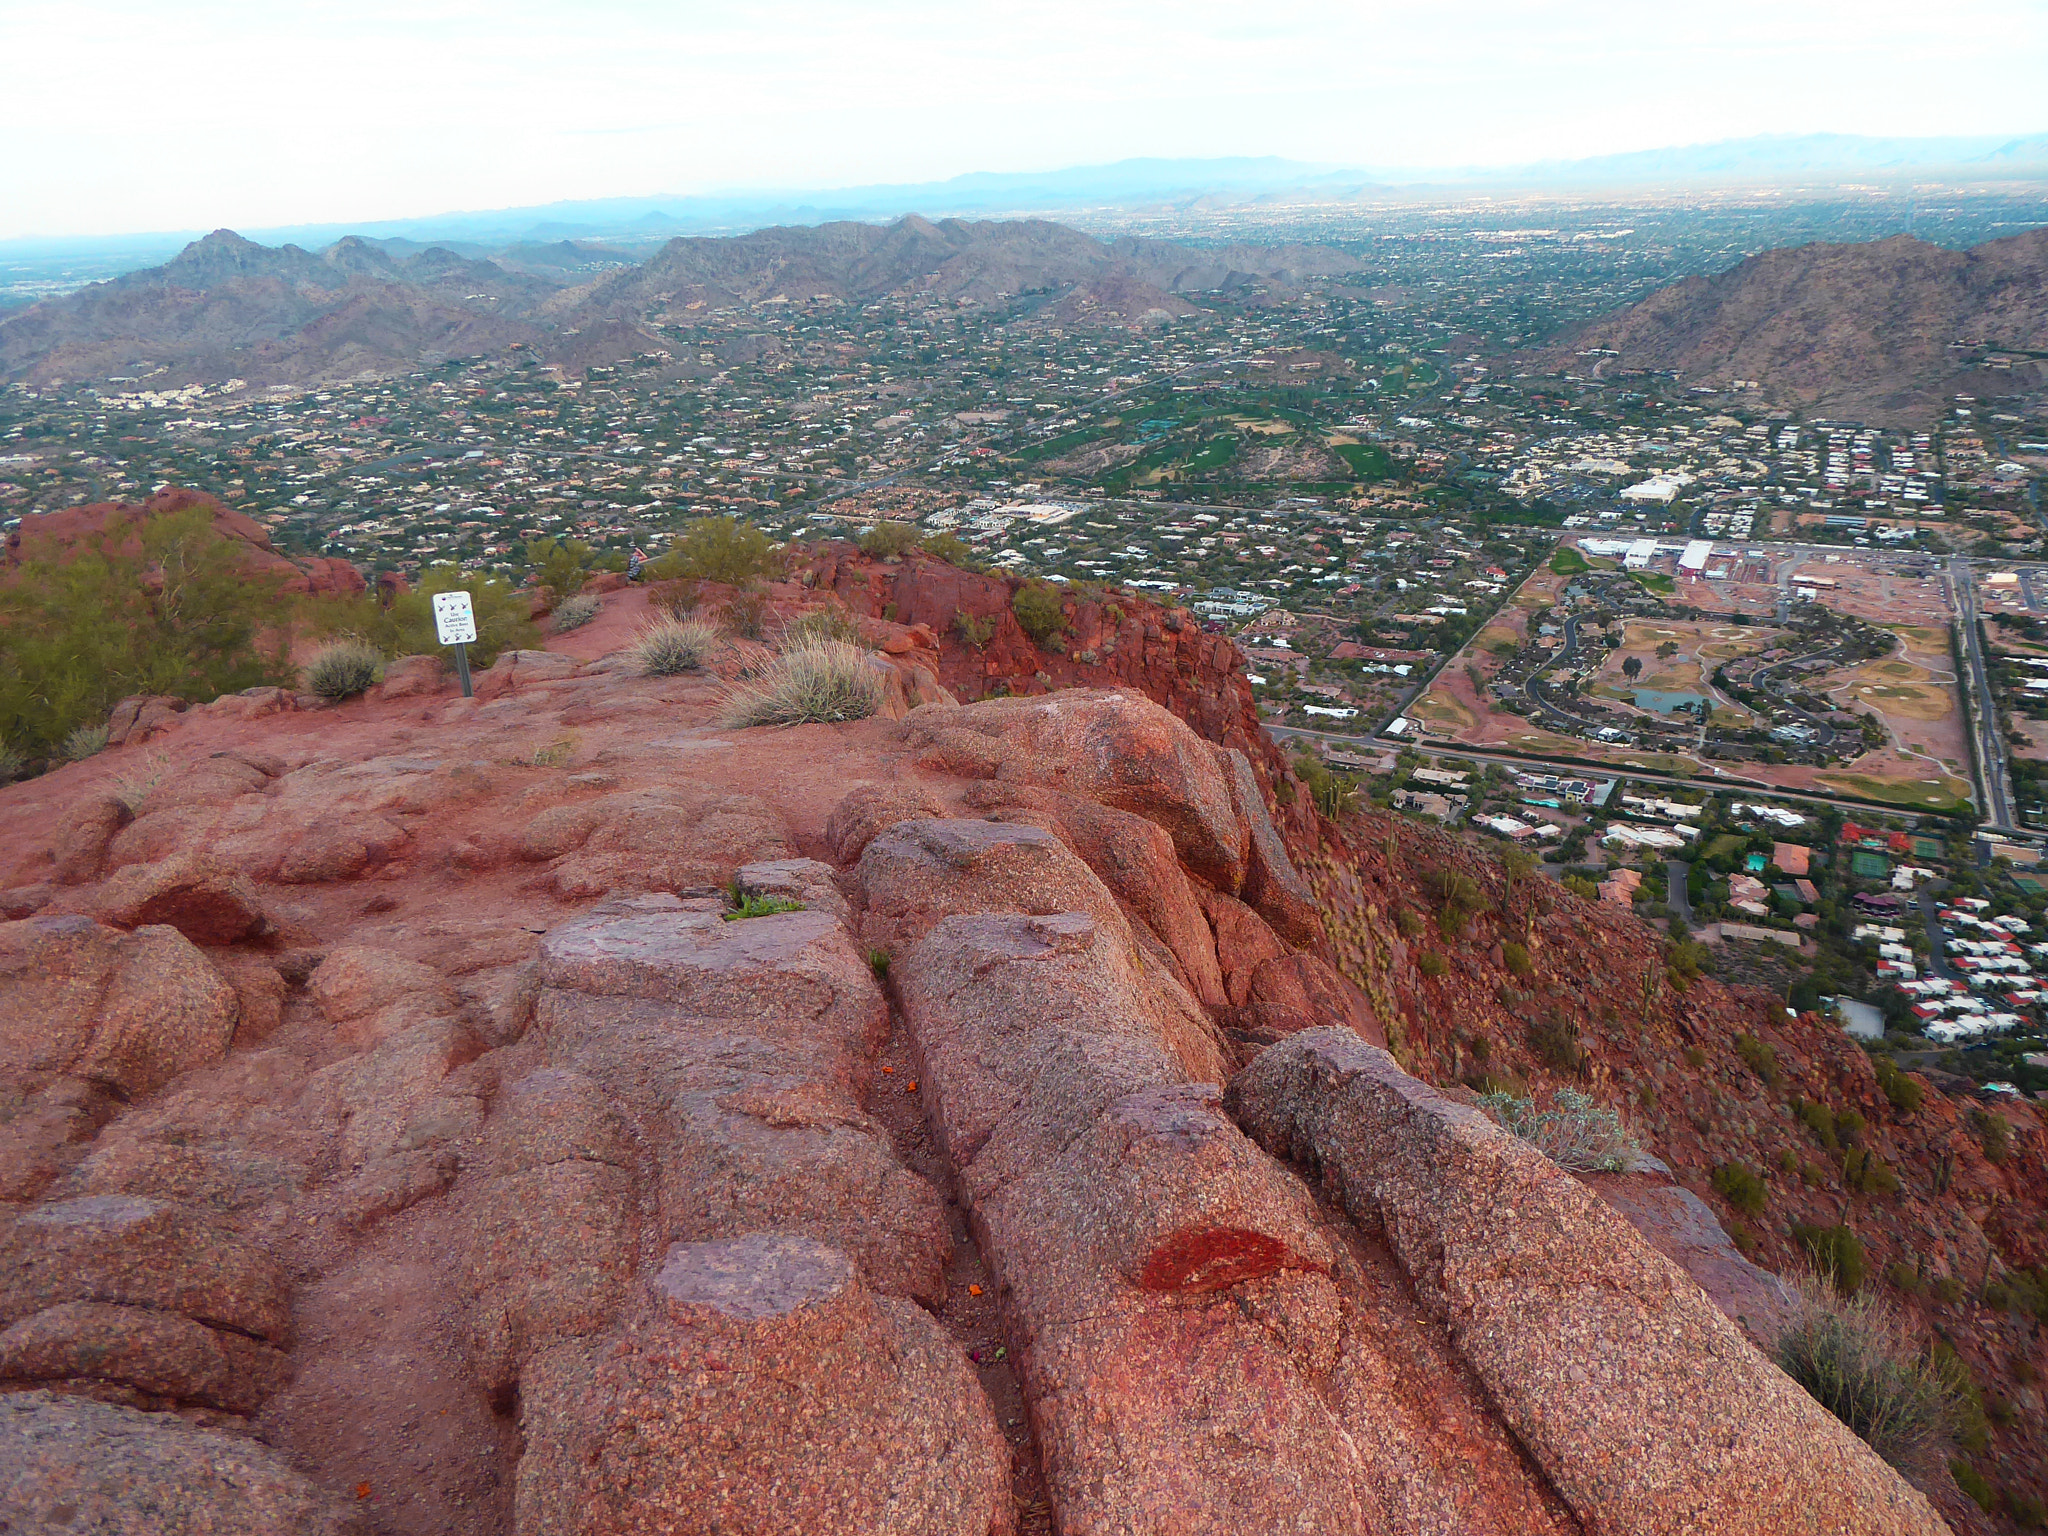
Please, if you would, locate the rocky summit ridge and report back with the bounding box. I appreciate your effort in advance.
[0,544,2026,1533]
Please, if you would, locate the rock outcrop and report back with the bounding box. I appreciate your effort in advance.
[0,568,1998,1533]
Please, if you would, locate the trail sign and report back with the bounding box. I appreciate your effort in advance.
[432,590,478,698]
[432,590,477,645]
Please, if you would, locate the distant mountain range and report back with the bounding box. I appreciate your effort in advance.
[7,133,2045,262]
[0,217,1370,387]
[1552,226,2048,422]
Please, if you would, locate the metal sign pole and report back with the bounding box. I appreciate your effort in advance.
[453,642,473,698]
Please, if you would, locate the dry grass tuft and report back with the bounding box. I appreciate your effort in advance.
[718,637,887,727]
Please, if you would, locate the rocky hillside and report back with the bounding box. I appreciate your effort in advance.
[562,214,1366,326]
[1555,226,2048,422]
[3,487,365,597]
[0,232,565,389]
[0,218,1368,388]
[0,545,2035,1532]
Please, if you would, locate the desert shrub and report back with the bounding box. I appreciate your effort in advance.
[303,638,383,699]
[1012,580,1068,647]
[1503,941,1533,978]
[2008,1488,2047,1528]
[1562,874,1599,900]
[1950,1460,1997,1512]
[1528,1011,1585,1076]
[527,737,577,768]
[1842,1146,1902,1196]
[631,616,722,676]
[1933,1275,1966,1305]
[1837,1108,1866,1148]
[718,637,887,727]
[550,592,602,632]
[1886,1261,1924,1294]
[1711,1160,1769,1217]
[1792,1222,1867,1293]
[644,515,777,587]
[1418,951,1448,978]
[0,504,296,754]
[1971,1108,2012,1165]
[1734,1033,1780,1088]
[1395,908,1423,941]
[1794,1098,1840,1151]
[525,536,596,601]
[1478,1087,1636,1173]
[59,723,109,762]
[954,610,997,649]
[781,604,862,648]
[1874,1056,1925,1114]
[1774,1276,1957,1472]
[921,531,977,567]
[0,741,25,783]
[646,578,703,617]
[1983,1281,2012,1313]
[1683,1045,1706,1068]
[720,590,768,640]
[858,521,920,558]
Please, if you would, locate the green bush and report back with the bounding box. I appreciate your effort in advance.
[0,741,24,783]
[1874,1056,1925,1114]
[1951,1459,1997,1512]
[302,638,383,699]
[1012,581,1068,647]
[718,637,887,727]
[858,522,920,558]
[1793,1222,1867,1293]
[1395,908,1424,941]
[1734,1033,1780,1088]
[631,616,722,676]
[1773,1278,1957,1472]
[525,536,596,600]
[921,531,977,567]
[1418,951,1448,978]
[550,592,603,632]
[1971,1108,2012,1165]
[1794,1098,1840,1151]
[314,563,539,669]
[645,515,777,587]
[1843,1147,1901,1196]
[953,610,997,650]
[1711,1161,1768,1217]
[1933,1275,1966,1305]
[0,505,296,755]
[1503,941,1533,978]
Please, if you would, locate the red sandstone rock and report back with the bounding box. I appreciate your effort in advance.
[0,1390,367,1535]
[77,851,273,945]
[49,797,130,886]
[514,1234,1010,1536]
[1226,1029,1949,1535]
[0,916,238,1098]
[822,779,952,865]
[902,690,1248,892]
[0,1299,290,1414]
[0,1194,292,1345]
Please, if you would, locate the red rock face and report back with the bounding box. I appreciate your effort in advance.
[0,562,2003,1532]
[4,488,366,597]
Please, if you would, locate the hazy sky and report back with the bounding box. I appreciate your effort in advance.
[4,0,2046,238]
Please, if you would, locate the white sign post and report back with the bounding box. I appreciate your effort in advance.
[432,590,479,698]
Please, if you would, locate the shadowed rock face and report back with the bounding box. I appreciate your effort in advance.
[0,593,1977,1534]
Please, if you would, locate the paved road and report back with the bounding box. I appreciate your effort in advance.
[1917,884,1959,983]
[1947,555,2018,832]
[1667,858,1695,927]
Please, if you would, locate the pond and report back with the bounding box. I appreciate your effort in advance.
[1633,689,1707,714]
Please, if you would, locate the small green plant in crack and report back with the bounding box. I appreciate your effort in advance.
[723,892,804,922]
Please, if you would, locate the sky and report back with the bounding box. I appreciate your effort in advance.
[4,0,2047,239]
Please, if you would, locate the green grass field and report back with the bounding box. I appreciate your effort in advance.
[1550,546,1589,576]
